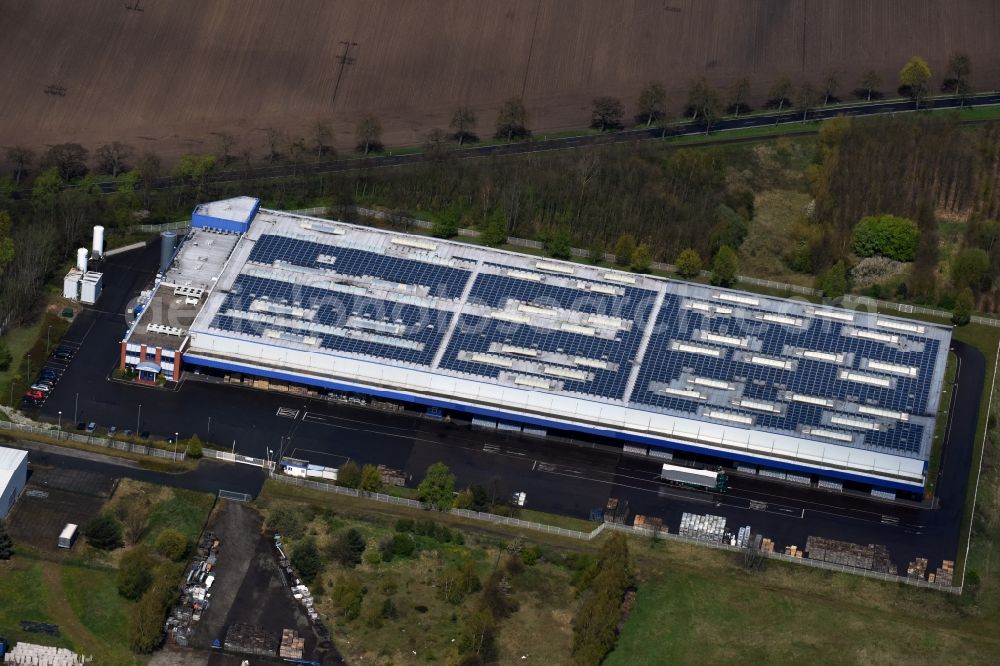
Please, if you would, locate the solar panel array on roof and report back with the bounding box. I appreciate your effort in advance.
[188,207,952,485]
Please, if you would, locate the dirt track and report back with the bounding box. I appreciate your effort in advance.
[1,0,998,162]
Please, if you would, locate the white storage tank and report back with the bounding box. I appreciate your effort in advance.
[76,247,89,273]
[92,225,105,258]
[63,270,83,300]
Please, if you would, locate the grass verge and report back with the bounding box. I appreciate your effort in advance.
[927,351,959,498]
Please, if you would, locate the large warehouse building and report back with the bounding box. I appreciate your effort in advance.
[1,447,28,519]
[123,198,952,496]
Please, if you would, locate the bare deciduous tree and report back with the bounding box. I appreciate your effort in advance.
[263,128,284,163]
[728,78,751,116]
[768,77,793,112]
[216,132,237,167]
[821,71,839,105]
[356,114,382,155]
[5,146,34,185]
[637,82,667,127]
[859,69,882,101]
[95,141,132,178]
[450,107,477,145]
[591,96,624,131]
[311,121,333,158]
[494,97,529,142]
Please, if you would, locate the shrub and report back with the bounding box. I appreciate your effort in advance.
[613,234,636,266]
[292,538,324,584]
[84,512,123,550]
[0,342,12,371]
[816,260,848,298]
[359,464,383,492]
[852,214,919,261]
[953,287,974,326]
[394,518,414,533]
[431,205,461,239]
[332,572,365,620]
[0,520,13,559]
[185,434,203,458]
[267,503,305,539]
[630,243,652,273]
[328,528,366,568]
[951,248,990,291]
[336,461,362,489]
[154,528,189,561]
[522,544,543,566]
[117,546,155,600]
[128,590,166,653]
[380,533,415,562]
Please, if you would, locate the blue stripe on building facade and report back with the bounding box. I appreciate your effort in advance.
[185,354,924,493]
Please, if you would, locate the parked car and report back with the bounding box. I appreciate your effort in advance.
[140,431,150,439]
[76,421,86,430]
[30,384,52,393]
[25,390,45,400]
[21,397,40,408]
[86,422,97,433]
[122,429,134,437]
[108,426,118,436]
[52,349,73,361]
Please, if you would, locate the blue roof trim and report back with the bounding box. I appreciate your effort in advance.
[185,354,924,493]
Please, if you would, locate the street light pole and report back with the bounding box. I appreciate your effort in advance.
[174,432,179,461]
[57,411,62,438]
[137,403,141,433]
[74,392,79,423]
[46,325,52,354]
[207,415,211,435]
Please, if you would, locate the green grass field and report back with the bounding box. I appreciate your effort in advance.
[0,558,136,664]
[140,487,216,544]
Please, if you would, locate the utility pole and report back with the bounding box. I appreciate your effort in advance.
[331,40,358,106]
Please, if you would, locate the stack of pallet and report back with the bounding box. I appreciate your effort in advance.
[784,544,803,558]
[679,513,726,543]
[604,498,630,524]
[279,629,305,659]
[930,560,955,585]
[633,514,665,532]
[760,538,775,553]
[907,557,929,579]
[224,623,277,657]
[378,464,406,487]
[805,536,894,572]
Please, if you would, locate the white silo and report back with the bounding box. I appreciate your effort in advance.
[92,225,105,258]
[76,247,89,273]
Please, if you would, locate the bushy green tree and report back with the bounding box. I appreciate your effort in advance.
[544,229,573,260]
[84,512,123,550]
[117,546,155,599]
[709,204,749,255]
[359,464,383,492]
[613,233,636,266]
[816,260,848,298]
[0,519,14,559]
[710,246,739,287]
[953,287,974,325]
[630,243,652,273]
[852,215,920,261]
[674,248,702,278]
[266,503,305,539]
[951,248,990,292]
[128,589,166,653]
[379,532,416,561]
[336,461,362,489]
[431,204,461,238]
[154,528,189,561]
[899,56,932,107]
[418,462,456,510]
[292,537,324,583]
[479,210,508,246]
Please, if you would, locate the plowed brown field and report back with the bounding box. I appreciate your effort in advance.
[1,0,998,162]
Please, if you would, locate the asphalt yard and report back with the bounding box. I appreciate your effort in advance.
[27,239,986,577]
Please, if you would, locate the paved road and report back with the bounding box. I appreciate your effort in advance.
[12,93,1000,200]
[26,233,987,576]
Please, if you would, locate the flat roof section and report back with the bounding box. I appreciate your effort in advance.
[179,203,952,488]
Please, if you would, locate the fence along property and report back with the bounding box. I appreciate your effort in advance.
[0,419,186,460]
[271,474,962,594]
